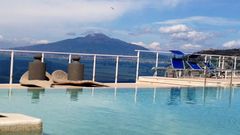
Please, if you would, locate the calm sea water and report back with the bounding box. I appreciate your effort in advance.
[0,87,240,135]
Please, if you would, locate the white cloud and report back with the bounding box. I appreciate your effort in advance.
[0,0,193,47]
[0,0,189,25]
[0,36,50,48]
[148,42,161,50]
[223,40,240,48]
[158,24,212,42]
[181,43,202,50]
[143,0,190,8]
[31,40,49,45]
[159,24,190,33]
[0,35,3,40]
[160,0,190,8]
[171,31,210,41]
[155,16,240,26]
[131,42,146,46]
[131,41,161,50]
[0,0,148,26]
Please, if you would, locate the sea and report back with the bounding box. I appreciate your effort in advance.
[0,52,172,83]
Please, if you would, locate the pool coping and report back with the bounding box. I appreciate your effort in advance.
[0,82,195,89]
[0,113,42,133]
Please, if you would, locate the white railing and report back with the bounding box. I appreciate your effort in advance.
[0,49,138,84]
[1,49,240,85]
[135,50,240,81]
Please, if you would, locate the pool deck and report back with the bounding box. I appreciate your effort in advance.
[138,76,240,87]
[0,113,42,133]
[0,82,181,89]
[0,76,239,89]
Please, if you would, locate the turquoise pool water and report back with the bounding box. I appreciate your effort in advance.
[0,87,240,135]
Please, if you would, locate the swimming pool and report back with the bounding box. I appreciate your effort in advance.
[0,87,240,135]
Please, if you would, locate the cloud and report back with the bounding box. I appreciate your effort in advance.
[66,32,77,36]
[180,43,202,50]
[0,0,193,47]
[143,0,191,8]
[148,42,161,50]
[155,16,240,26]
[160,0,190,8]
[0,0,189,25]
[0,35,3,40]
[11,38,49,45]
[171,31,210,41]
[223,40,240,48]
[31,40,49,44]
[158,24,212,42]
[0,36,50,48]
[131,41,161,50]
[0,0,137,25]
[131,42,146,46]
[159,24,191,33]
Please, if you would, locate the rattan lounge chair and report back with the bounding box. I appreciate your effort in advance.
[52,70,107,87]
[20,71,53,88]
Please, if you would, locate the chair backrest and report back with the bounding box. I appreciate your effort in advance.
[169,50,184,55]
[169,50,185,59]
[171,58,185,70]
[187,61,202,70]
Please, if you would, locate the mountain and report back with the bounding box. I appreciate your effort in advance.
[197,48,240,56]
[13,33,148,55]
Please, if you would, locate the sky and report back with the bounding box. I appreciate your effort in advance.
[0,0,240,52]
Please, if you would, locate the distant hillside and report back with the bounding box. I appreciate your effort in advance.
[197,49,240,56]
[13,33,147,55]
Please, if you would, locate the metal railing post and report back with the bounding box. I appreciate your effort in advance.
[234,57,237,77]
[9,51,14,84]
[204,55,207,63]
[230,68,233,87]
[68,54,72,64]
[221,56,225,78]
[218,56,221,76]
[230,57,234,86]
[218,56,221,68]
[135,51,140,82]
[41,53,45,62]
[115,56,119,84]
[92,55,97,81]
[204,55,207,86]
[154,52,159,76]
[222,56,225,70]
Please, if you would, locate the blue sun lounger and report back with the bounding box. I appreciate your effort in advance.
[169,50,186,77]
[170,58,185,78]
[152,50,185,77]
[186,61,203,77]
[186,54,203,70]
[170,50,185,70]
[204,62,219,77]
[171,58,185,70]
[204,62,215,71]
[186,61,203,70]
[169,50,184,57]
[152,50,190,77]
